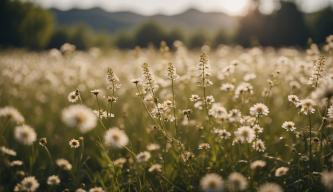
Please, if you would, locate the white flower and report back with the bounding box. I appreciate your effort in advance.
[227,172,248,191]
[200,173,224,192]
[206,96,215,105]
[136,151,151,162]
[252,139,266,152]
[275,166,289,177]
[146,143,160,151]
[90,89,102,96]
[240,116,256,126]
[288,95,299,105]
[56,158,72,171]
[47,175,61,186]
[244,73,256,81]
[14,125,37,145]
[0,106,24,123]
[76,188,87,192]
[0,146,17,156]
[194,101,203,110]
[208,103,228,119]
[198,143,211,150]
[250,160,266,170]
[328,105,333,119]
[258,183,283,192]
[298,99,316,115]
[69,139,80,148]
[228,109,242,123]
[62,105,97,133]
[104,127,129,148]
[93,110,108,119]
[235,82,253,98]
[61,43,76,53]
[113,158,127,167]
[252,124,263,134]
[321,170,333,190]
[10,160,23,167]
[89,187,105,192]
[67,91,79,103]
[250,103,269,117]
[148,164,162,172]
[282,121,296,131]
[20,176,40,192]
[220,83,234,92]
[190,95,200,102]
[213,129,231,140]
[234,126,256,143]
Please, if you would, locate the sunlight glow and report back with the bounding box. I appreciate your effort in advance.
[221,0,250,15]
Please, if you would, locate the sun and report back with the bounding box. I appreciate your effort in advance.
[222,0,250,15]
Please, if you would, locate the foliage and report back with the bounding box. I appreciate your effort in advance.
[0,0,54,49]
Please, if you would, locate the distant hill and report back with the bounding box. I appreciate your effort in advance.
[50,8,239,34]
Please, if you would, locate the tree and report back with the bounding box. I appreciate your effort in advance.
[114,33,135,49]
[308,7,333,44]
[212,30,232,48]
[165,29,185,48]
[0,0,54,49]
[188,31,208,49]
[134,22,166,47]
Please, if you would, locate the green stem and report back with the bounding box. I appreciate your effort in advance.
[171,79,178,135]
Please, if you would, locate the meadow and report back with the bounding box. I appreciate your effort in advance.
[1,38,333,192]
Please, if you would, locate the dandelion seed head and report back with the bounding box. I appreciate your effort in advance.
[200,173,224,192]
[227,172,248,191]
[20,176,39,192]
[14,125,37,145]
[258,183,283,192]
[62,105,97,133]
[104,127,129,148]
[0,106,24,124]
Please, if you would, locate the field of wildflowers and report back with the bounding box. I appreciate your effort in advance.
[1,37,333,192]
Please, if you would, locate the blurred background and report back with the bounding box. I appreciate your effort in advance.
[0,0,333,50]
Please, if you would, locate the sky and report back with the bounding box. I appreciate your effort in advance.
[31,0,333,16]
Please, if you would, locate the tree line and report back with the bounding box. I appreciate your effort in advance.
[0,0,332,50]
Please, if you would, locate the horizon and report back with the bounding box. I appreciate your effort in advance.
[31,0,333,16]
